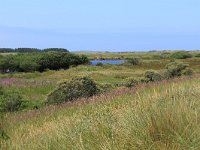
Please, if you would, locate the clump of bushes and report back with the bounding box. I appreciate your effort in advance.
[124,70,163,88]
[127,58,141,65]
[144,70,163,82]
[124,77,140,88]
[195,53,200,57]
[164,62,193,79]
[47,77,100,104]
[170,51,192,59]
[96,62,103,66]
[124,62,193,88]
[0,87,25,112]
[0,52,89,73]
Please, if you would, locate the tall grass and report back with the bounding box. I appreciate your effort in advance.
[1,77,200,149]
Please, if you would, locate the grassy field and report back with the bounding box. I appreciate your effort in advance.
[1,51,200,149]
[74,50,200,60]
[1,55,200,108]
[1,76,200,149]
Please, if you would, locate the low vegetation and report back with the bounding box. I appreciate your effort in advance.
[1,77,200,149]
[170,51,193,59]
[0,86,25,112]
[0,50,200,149]
[0,48,69,53]
[0,52,88,73]
[47,76,100,104]
[127,58,141,65]
[124,62,193,88]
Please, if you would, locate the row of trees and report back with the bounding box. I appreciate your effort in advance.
[0,48,69,53]
[0,52,89,73]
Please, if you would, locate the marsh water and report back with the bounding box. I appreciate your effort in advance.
[90,60,127,65]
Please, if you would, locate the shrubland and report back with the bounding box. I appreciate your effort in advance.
[0,52,89,73]
[0,50,200,149]
[124,62,193,87]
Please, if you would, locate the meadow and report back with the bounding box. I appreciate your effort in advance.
[1,50,200,149]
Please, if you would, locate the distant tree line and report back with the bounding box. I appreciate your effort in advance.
[0,48,69,53]
[0,52,88,73]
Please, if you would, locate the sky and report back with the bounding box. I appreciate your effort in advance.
[0,0,200,51]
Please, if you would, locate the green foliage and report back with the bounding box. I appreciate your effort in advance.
[127,58,141,65]
[164,62,193,79]
[0,48,14,53]
[124,77,140,88]
[38,52,89,71]
[0,52,89,73]
[0,87,25,112]
[181,68,193,76]
[195,53,200,57]
[170,51,192,59]
[47,77,100,104]
[43,48,69,53]
[96,62,103,66]
[144,70,163,82]
[15,48,41,53]
[0,48,68,53]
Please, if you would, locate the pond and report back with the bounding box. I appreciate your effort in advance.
[90,59,127,65]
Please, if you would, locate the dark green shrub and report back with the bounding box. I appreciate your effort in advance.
[164,62,193,79]
[0,87,3,95]
[19,59,40,72]
[43,48,69,52]
[144,70,163,82]
[0,52,89,73]
[170,51,192,59]
[195,53,200,57]
[38,52,89,71]
[181,68,193,76]
[96,62,103,66]
[124,77,140,88]
[47,77,100,104]
[127,58,141,65]
[0,88,25,112]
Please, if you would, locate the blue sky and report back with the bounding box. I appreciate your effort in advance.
[0,0,199,51]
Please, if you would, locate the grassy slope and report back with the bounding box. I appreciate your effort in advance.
[0,61,167,109]
[2,76,200,150]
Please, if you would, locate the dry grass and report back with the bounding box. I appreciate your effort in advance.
[1,76,200,149]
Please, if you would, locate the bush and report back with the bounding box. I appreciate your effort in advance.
[195,53,200,57]
[38,52,89,71]
[164,62,193,79]
[0,52,89,73]
[0,88,25,112]
[47,77,100,104]
[96,62,103,66]
[127,58,141,65]
[180,68,193,76]
[170,51,192,59]
[144,70,163,82]
[124,77,141,88]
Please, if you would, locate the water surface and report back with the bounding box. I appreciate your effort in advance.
[90,60,127,65]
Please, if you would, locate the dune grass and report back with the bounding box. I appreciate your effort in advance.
[1,77,200,149]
